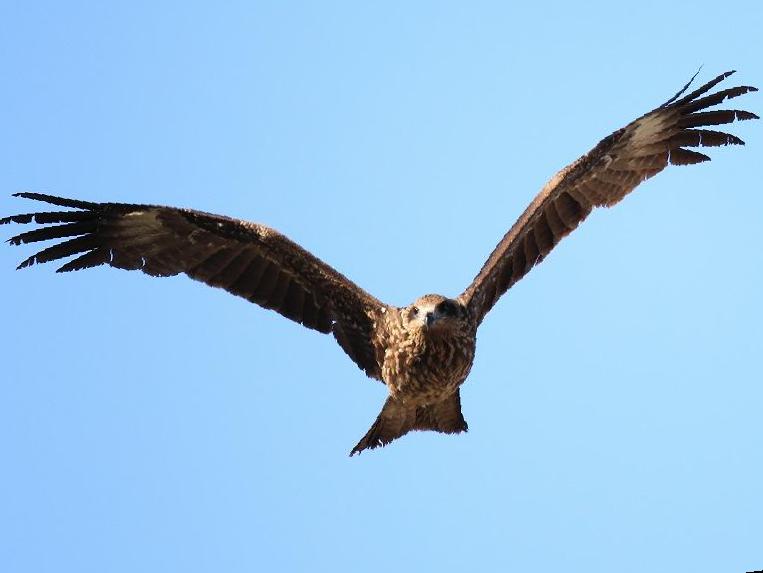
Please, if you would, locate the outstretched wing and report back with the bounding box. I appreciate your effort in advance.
[460,71,758,325]
[2,193,385,379]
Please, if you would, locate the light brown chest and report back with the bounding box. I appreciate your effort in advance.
[382,330,475,404]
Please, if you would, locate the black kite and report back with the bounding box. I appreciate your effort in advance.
[2,71,757,454]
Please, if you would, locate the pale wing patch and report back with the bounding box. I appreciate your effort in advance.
[631,113,669,143]
[627,113,676,158]
[115,210,167,247]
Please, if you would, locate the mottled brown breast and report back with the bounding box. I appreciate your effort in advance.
[379,309,476,405]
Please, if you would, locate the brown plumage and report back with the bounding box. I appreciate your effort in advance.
[2,71,758,455]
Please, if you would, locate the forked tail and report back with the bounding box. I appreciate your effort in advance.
[350,390,468,455]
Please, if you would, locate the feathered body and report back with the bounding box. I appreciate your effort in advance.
[377,295,475,403]
[2,71,758,455]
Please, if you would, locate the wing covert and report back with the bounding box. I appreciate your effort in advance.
[459,71,757,324]
[2,193,385,379]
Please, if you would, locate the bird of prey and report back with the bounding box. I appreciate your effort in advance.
[2,71,757,455]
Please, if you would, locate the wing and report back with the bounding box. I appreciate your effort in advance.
[2,193,385,379]
[459,70,758,325]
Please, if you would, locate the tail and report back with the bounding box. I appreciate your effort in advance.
[350,390,468,456]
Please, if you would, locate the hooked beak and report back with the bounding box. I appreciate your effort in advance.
[425,311,438,328]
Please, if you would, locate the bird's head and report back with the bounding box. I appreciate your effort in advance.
[403,294,469,335]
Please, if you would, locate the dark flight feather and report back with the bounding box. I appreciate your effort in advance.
[2,194,384,378]
[459,71,758,324]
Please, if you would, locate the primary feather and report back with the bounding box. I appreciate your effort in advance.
[459,71,757,324]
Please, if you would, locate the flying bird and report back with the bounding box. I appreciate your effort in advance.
[2,71,757,455]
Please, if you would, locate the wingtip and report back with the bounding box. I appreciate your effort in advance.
[7,192,98,210]
[716,70,736,81]
[16,256,35,270]
[12,191,41,200]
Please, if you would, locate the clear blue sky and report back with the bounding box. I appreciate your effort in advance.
[1,2,761,572]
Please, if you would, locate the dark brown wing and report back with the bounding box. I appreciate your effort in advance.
[459,70,758,324]
[2,193,385,379]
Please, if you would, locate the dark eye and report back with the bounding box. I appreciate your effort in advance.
[411,306,419,316]
[437,300,458,317]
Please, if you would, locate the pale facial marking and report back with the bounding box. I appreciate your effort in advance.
[406,296,462,332]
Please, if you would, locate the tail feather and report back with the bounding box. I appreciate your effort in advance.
[350,390,468,456]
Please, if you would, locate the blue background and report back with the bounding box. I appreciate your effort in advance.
[1,2,761,572]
